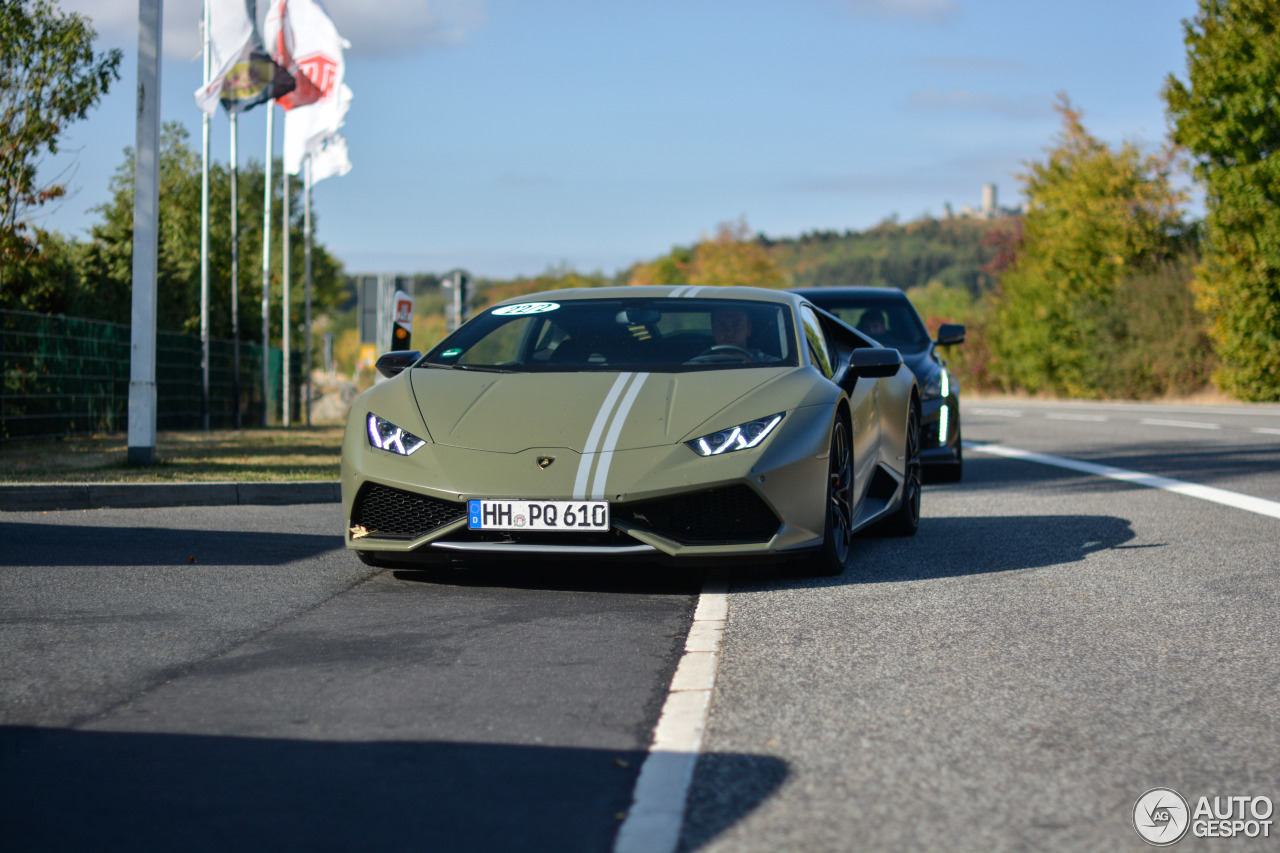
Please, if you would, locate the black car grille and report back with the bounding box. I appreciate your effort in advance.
[350,483,467,540]
[614,485,780,545]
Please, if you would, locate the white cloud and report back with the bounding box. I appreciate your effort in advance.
[908,89,1048,119]
[845,0,958,24]
[60,0,487,61]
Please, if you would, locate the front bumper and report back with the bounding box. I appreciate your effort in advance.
[340,404,836,561]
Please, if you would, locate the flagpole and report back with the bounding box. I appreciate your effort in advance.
[282,162,291,428]
[230,112,241,430]
[304,153,313,427]
[261,100,274,427]
[200,0,211,431]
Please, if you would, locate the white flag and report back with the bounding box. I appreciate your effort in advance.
[195,0,254,114]
[309,129,352,183]
[195,0,294,115]
[265,0,352,176]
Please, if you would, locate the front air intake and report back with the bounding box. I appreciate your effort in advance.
[350,483,467,540]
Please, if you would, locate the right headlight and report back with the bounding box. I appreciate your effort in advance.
[686,413,784,457]
[366,414,427,456]
[921,369,950,400]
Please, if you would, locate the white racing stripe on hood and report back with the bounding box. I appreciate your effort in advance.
[573,373,634,500]
[590,373,650,500]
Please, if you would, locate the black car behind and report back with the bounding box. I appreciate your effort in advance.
[795,287,964,482]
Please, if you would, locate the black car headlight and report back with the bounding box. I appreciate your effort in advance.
[366,414,427,456]
[686,413,784,457]
[921,369,950,400]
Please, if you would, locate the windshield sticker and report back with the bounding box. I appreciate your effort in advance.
[440,348,462,358]
[492,302,560,316]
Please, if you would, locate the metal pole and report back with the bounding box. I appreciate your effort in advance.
[127,0,162,465]
[230,113,241,430]
[200,0,210,431]
[282,166,290,427]
[303,155,313,427]
[261,101,274,427]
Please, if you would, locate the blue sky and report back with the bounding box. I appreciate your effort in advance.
[42,0,1200,279]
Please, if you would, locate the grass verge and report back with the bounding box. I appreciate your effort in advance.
[0,428,343,483]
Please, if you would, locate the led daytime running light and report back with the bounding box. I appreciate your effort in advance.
[687,413,785,457]
[367,414,426,456]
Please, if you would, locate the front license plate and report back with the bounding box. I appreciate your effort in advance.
[468,499,610,532]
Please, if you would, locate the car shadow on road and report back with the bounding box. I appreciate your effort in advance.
[733,509,1140,590]
[0,523,344,567]
[392,562,705,596]
[0,725,786,853]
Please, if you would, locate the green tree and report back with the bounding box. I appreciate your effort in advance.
[0,0,120,281]
[79,123,346,345]
[988,96,1190,397]
[1163,0,1280,400]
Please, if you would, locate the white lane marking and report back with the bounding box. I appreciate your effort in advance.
[1045,413,1109,422]
[966,442,1280,520]
[681,286,704,298]
[574,373,634,499]
[1139,418,1221,430]
[614,582,728,853]
[972,408,1023,417]
[668,286,690,298]
[590,373,649,499]
[1252,427,1280,436]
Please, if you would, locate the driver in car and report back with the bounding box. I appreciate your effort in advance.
[710,307,779,362]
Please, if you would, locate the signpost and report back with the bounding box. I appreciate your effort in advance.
[441,269,472,333]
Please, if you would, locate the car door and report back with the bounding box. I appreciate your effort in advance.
[800,304,879,496]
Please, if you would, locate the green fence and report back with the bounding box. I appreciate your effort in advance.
[0,309,303,441]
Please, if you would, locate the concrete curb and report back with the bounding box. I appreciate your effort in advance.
[0,481,342,512]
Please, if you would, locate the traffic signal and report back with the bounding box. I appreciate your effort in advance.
[390,289,414,351]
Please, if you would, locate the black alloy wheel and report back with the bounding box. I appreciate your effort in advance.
[797,416,854,576]
[880,398,921,536]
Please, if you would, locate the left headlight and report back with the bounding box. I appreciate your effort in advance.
[366,414,426,456]
[921,368,950,400]
[686,413,784,457]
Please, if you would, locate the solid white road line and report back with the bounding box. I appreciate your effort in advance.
[614,581,728,853]
[1139,418,1221,430]
[972,408,1023,417]
[966,442,1280,520]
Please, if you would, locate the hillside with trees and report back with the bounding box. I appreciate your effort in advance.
[762,216,1013,297]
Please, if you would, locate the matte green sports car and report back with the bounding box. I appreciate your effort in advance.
[341,286,921,576]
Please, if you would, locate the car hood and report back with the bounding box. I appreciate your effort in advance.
[407,367,793,453]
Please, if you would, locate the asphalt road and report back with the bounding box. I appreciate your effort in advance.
[682,400,1280,852]
[0,505,699,852]
[3,399,1279,852]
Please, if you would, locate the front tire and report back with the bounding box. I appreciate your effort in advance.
[879,397,921,536]
[794,416,854,577]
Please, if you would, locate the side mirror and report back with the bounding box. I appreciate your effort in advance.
[935,323,966,346]
[375,350,421,378]
[849,347,903,379]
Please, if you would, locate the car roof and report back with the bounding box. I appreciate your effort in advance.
[790,286,912,305]
[491,285,800,308]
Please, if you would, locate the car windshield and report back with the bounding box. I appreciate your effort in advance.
[818,299,931,353]
[421,298,798,372]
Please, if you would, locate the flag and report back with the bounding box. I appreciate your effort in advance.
[309,128,352,183]
[265,0,353,176]
[195,0,295,115]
